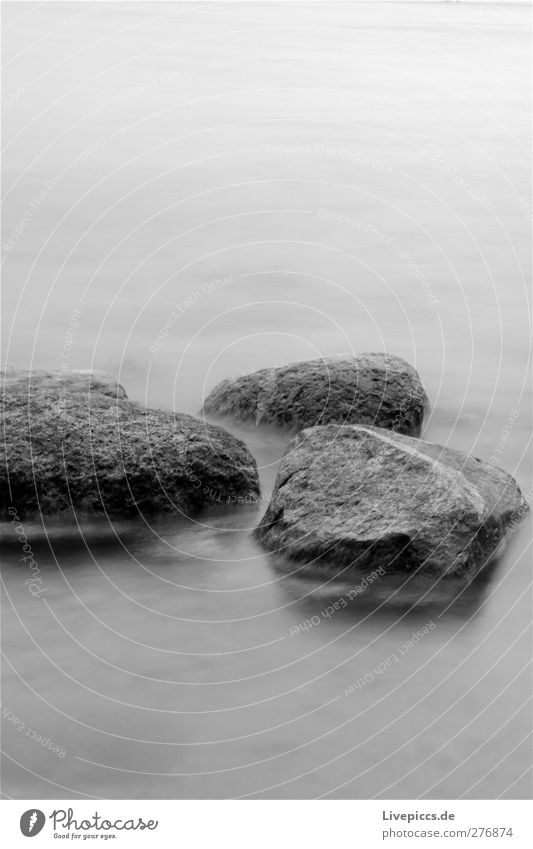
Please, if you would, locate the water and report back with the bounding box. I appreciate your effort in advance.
[1,2,531,799]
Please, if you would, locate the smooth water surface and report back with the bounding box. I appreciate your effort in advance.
[1,2,531,798]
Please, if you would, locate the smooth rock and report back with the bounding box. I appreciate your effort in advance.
[1,391,259,519]
[256,425,527,585]
[202,353,427,436]
[1,368,127,399]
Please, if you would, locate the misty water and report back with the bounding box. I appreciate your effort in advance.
[1,2,531,798]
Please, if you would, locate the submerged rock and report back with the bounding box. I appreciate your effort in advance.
[1,368,127,399]
[1,388,259,520]
[256,425,527,585]
[202,353,427,436]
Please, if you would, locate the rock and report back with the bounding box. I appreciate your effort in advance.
[1,368,127,399]
[202,353,427,436]
[255,425,527,585]
[1,390,260,520]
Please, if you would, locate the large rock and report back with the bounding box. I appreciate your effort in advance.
[256,425,527,585]
[1,384,259,519]
[202,353,427,436]
[1,368,127,399]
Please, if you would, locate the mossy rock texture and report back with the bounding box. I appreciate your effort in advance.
[203,353,428,436]
[1,367,127,399]
[1,373,259,520]
[256,424,527,584]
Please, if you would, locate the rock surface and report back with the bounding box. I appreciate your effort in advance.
[1,368,127,399]
[1,384,259,519]
[202,353,427,436]
[256,425,527,584]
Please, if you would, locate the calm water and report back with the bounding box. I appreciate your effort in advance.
[1,2,531,799]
